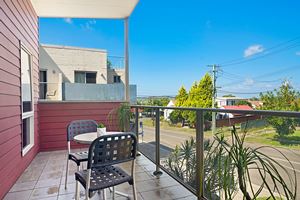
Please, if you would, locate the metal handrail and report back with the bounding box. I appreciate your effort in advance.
[131,105,300,118]
[131,105,300,200]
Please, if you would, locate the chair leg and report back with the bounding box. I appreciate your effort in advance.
[75,180,80,200]
[64,159,69,189]
[112,187,115,200]
[132,183,137,200]
[102,189,107,200]
[85,191,89,200]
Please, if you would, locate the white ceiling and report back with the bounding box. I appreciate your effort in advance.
[31,0,139,19]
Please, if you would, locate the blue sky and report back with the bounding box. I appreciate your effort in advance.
[40,0,300,98]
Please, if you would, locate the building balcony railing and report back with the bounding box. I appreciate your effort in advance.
[38,82,137,103]
[131,105,300,200]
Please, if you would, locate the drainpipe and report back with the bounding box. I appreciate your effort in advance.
[124,17,130,102]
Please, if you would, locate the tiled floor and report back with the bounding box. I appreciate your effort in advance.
[4,150,197,200]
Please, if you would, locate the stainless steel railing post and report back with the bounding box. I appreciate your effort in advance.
[195,110,205,199]
[134,108,141,156]
[153,107,163,176]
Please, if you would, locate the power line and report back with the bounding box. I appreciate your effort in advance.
[223,44,300,67]
[220,64,300,87]
[217,89,270,95]
[218,36,300,67]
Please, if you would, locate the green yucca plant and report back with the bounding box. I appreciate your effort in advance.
[165,126,297,200]
[216,126,297,200]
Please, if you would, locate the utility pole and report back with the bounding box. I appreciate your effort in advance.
[208,64,219,135]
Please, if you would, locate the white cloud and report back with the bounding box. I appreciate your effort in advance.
[296,51,300,56]
[244,44,264,58]
[63,18,73,24]
[243,78,254,86]
[81,20,97,31]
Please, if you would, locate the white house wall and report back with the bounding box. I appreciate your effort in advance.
[40,45,108,84]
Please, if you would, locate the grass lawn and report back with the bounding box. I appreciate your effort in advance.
[141,118,232,138]
[245,129,300,150]
[142,118,300,150]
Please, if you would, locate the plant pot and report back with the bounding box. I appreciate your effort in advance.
[97,127,106,137]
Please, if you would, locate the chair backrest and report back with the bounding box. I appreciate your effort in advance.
[87,133,137,169]
[67,120,98,141]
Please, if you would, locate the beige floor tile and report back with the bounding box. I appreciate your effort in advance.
[36,178,61,188]
[4,190,32,200]
[8,150,198,200]
[30,186,59,199]
[9,181,37,192]
[141,189,173,200]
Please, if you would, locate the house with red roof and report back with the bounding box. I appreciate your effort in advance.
[218,105,253,119]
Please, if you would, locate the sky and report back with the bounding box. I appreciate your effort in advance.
[39,0,300,98]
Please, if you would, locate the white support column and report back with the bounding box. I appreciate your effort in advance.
[124,17,130,102]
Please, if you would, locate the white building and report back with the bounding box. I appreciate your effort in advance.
[216,97,245,107]
[39,44,137,102]
[164,100,175,120]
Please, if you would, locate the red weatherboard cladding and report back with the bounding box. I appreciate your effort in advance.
[0,0,39,199]
[38,102,121,151]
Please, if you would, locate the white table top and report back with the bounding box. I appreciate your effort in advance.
[73,132,123,144]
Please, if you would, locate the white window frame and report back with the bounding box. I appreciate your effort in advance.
[20,43,35,156]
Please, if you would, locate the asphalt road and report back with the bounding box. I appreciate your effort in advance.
[139,126,300,197]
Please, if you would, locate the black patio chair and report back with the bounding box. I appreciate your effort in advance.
[64,120,98,189]
[74,133,137,200]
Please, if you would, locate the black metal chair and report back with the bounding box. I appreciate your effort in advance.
[65,120,98,189]
[75,133,137,200]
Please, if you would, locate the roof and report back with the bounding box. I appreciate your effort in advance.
[41,44,107,53]
[222,105,253,110]
[31,0,139,19]
[248,100,263,108]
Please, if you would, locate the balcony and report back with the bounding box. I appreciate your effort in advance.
[4,105,300,200]
[4,150,195,200]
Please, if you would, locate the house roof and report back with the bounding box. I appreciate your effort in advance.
[41,44,107,53]
[31,0,139,19]
[222,105,253,110]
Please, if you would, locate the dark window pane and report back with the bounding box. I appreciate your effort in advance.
[22,118,30,148]
[114,76,121,83]
[23,102,32,113]
[86,73,96,83]
[39,71,47,99]
[75,72,85,83]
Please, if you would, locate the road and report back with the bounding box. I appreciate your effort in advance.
[139,126,300,197]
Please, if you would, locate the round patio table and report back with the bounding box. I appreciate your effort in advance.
[73,131,123,144]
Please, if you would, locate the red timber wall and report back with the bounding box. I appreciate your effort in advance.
[0,0,39,199]
[38,101,121,151]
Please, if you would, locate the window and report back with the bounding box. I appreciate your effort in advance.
[113,75,121,83]
[75,71,96,84]
[21,45,34,155]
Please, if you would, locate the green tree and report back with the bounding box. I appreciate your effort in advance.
[260,82,300,135]
[184,73,213,125]
[236,100,252,107]
[222,94,235,97]
[170,86,188,124]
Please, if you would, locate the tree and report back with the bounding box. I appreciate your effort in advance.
[260,82,300,135]
[184,73,213,125]
[222,94,235,97]
[236,100,252,107]
[170,86,188,124]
